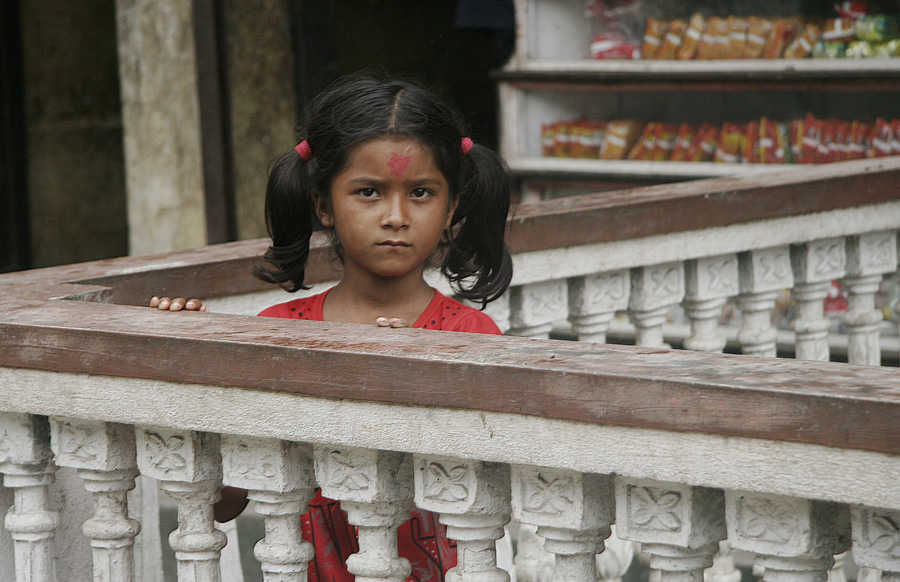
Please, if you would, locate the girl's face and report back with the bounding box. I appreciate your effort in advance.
[318,136,454,282]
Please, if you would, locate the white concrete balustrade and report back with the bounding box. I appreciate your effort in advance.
[1,158,900,581]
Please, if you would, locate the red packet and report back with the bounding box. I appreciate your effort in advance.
[628,122,658,160]
[651,123,678,160]
[744,120,761,163]
[669,123,698,161]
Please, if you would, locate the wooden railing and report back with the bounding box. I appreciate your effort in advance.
[1,156,899,582]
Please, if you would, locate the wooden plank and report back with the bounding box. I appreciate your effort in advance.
[0,295,898,456]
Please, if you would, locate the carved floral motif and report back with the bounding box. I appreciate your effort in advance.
[756,249,791,286]
[325,449,371,491]
[859,234,895,272]
[627,486,683,532]
[737,496,799,544]
[58,421,100,462]
[229,445,278,480]
[648,266,682,300]
[522,472,575,515]
[810,240,845,279]
[0,430,10,463]
[144,431,187,473]
[585,272,628,309]
[868,514,900,556]
[423,462,470,502]
[701,257,738,296]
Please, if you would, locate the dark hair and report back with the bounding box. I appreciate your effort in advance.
[254,73,513,306]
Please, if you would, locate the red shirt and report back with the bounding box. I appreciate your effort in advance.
[259,288,502,334]
[258,288,501,582]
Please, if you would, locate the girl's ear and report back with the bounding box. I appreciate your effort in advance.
[314,194,334,227]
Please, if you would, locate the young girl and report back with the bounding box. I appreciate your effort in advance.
[152,74,514,582]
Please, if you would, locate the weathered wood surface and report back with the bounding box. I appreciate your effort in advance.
[2,157,899,456]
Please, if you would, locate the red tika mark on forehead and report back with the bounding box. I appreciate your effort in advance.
[387,153,412,175]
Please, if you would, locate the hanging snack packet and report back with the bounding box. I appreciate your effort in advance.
[728,16,749,58]
[743,120,761,163]
[743,17,773,58]
[628,122,658,160]
[641,18,668,59]
[784,23,822,58]
[714,122,744,163]
[831,121,851,161]
[847,121,871,160]
[541,123,557,157]
[669,123,698,161]
[824,18,857,42]
[816,120,838,164]
[677,13,706,59]
[759,118,778,163]
[657,19,686,59]
[553,121,571,157]
[651,123,678,160]
[685,123,719,161]
[869,118,893,157]
[854,15,900,42]
[600,120,644,159]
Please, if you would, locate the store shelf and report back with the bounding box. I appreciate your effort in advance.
[507,157,782,181]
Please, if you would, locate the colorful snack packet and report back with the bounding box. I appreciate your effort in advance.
[743,120,760,163]
[869,118,894,157]
[651,123,679,160]
[657,19,686,60]
[641,18,669,59]
[628,122,658,160]
[847,121,871,160]
[600,120,644,159]
[784,23,822,58]
[669,123,698,161]
[541,123,557,157]
[728,16,749,58]
[685,123,719,161]
[714,122,745,163]
[677,13,706,60]
[743,17,773,58]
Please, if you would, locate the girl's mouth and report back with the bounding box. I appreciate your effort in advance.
[378,240,411,247]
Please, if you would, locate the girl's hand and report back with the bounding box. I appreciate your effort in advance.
[149,296,209,312]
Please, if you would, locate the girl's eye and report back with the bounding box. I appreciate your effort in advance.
[357,188,378,198]
[410,188,432,199]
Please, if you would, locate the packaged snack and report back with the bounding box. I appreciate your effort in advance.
[765,19,795,58]
[715,122,745,163]
[784,23,822,58]
[591,31,640,59]
[628,122,658,160]
[824,17,857,42]
[835,2,869,19]
[685,123,719,161]
[892,119,900,154]
[677,13,706,59]
[600,120,644,159]
[759,118,778,163]
[813,40,848,57]
[847,121,871,159]
[816,120,840,164]
[846,39,877,56]
[869,118,894,157]
[669,123,697,161]
[541,123,557,157]
[651,123,678,160]
[743,17,773,58]
[728,16,749,58]
[553,122,571,157]
[744,120,760,163]
[874,39,900,56]
[797,114,822,164]
[775,120,793,164]
[657,19,686,59]
[854,14,900,42]
[831,121,852,161]
[697,16,731,59]
[641,18,668,59]
[585,121,607,158]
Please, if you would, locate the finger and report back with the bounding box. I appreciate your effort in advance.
[199,305,209,312]
[169,298,186,311]
[389,318,409,328]
[184,298,203,311]
[157,297,172,310]
[149,296,160,308]
[376,317,390,327]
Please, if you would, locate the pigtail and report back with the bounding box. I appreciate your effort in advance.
[253,149,317,291]
[442,143,514,306]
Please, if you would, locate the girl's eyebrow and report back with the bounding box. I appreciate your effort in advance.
[346,176,446,187]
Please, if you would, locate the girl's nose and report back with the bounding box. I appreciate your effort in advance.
[381,195,409,228]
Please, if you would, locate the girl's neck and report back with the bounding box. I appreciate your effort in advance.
[323,269,435,325]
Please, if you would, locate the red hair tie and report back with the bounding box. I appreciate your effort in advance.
[461,137,474,155]
[295,140,312,161]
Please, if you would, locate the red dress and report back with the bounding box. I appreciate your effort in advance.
[258,289,502,582]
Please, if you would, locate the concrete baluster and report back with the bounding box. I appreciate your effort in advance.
[136,427,226,582]
[508,281,568,339]
[0,412,59,582]
[737,247,794,357]
[726,491,850,582]
[843,232,898,365]
[414,455,511,582]
[616,477,725,582]
[568,270,630,343]
[852,506,900,582]
[513,466,615,582]
[629,263,685,348]
[50,418,141,582]
[683,255,739,353]
[221,435,316,582]
[790,239,846,361]
[315,446,413,582]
